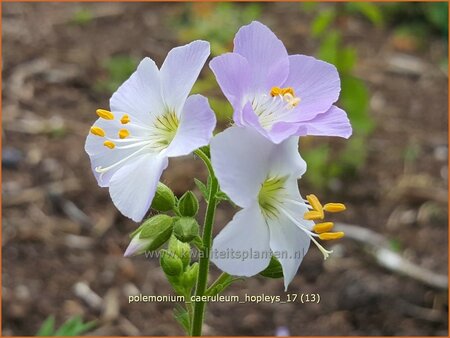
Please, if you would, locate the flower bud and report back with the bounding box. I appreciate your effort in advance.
[151,182,176,212]
[173,217,199,243]
[181,262,199,290]
[124,215,173,256]
[168,236,191,268]
[178,191,199,217]
[160,249,184,277]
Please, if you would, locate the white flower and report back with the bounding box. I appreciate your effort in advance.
[85,41,216,222]
[210,127,344,289]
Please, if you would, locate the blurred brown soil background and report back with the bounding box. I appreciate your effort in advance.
[2,2,448,336]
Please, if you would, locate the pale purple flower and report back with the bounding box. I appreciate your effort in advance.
[85,41,216,222]
[210,21,352,144]
[210,126,340,290]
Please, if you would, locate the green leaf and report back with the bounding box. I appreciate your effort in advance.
[194,178,208,200]
[173,305,191,334]
[259,256,284,279]
[311,9,335,38]
[37,315,55,336]
[215,191,230,202]
[53,316,95,336]
[205,274,239,297]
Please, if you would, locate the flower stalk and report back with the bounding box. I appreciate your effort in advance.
[191,149,219,336]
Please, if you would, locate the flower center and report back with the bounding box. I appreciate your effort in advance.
[251,87,301,129]
[258,176,288,219]
[90,109,180,179]
[149,111,179,151]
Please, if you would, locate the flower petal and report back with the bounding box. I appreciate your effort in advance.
[210,126,274,208]
[233,21,289,93]
[267,201,311,290]
[160,40,210,114]
[283,55,340,121]
[110,57,164,125]
[209,52,252,124]
[165,94,216,157]
[294,105,352,139]
[109,154,169,222]
[267,122,301,144]
[211,203,271,277]
[268,137,306,179]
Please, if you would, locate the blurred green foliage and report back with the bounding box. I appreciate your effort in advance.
[95,55,138,94]
[174,3,261,123]
[172,3,261,56]
[71,8,94,26]
[382,2,448,37]
[37,315,95,336]
[191,73,234,123]
[301,3,375,190]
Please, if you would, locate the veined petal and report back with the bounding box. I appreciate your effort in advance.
[165,94,216,157]
[234,21,289,93]
[283,55,340,121]
[211,203,271,277]
[210,126,274,208]
[267,202,311,290]
[109,154,168,222]
[110,57,164,125]
[209,52,252,117]
[267,122,302,145]
[293,105,352,139]
[268,137,306,179]
[85,118,151,187]
[160,40,210,114]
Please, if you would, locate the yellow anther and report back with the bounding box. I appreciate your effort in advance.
[306,194,324,213]
[313,222,334,234]
[270,86,282,97]
[96,109,114,120]
[323,203,346,213]
[319,232,345,240]
[270,86,295,97]
[121,114,130,124]
[103,141,115,149]
[90,126,105,137]
[281,87,295,96]
[304,210,324,221]
[119,129,130,139]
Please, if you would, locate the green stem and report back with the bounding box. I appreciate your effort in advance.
[191,149,218,336]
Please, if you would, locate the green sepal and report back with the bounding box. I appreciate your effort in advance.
[130,214,173,251]
[259,256,284,279]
